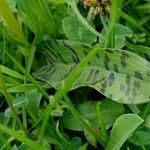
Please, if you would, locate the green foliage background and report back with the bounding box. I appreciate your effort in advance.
[0,0,150,149]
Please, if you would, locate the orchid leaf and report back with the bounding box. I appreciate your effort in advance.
[33,40,150,104]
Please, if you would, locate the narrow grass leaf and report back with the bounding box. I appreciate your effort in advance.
[0,65,24,79]
[121,11,150,36]
[15,0,56,41]
[0,124,48,150]
[0,0,25,42]
[136,3,150,14]
[7,84,35,93]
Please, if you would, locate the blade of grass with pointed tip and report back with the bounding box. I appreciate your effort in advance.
[121,11,150,36]
[0,0,25,43]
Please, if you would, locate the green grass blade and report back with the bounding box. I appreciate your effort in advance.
[0,0,25,43]
[104,0,122,47]
[5,51,50,101]
[64,94,106,147]
[0,124,48,150]
[121,11,150,36]
[0,65,24,79]
[7,84,35,93]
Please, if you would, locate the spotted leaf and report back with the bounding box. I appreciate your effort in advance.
[33,40,150,104]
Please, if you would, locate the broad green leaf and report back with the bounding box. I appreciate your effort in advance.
[106,114,143,150]
[62,15,97,44]
[127,43,150,61]
[25,89,42,109]
[66,0,102,38]
[18,144,30,150]
[102,24,132,48]
[60,100,125,131]
[84,129,96,147]
[114,24,132,48]
[65,137,82,150]
[33,40,150,104]
[129,129,150,146]
[49,0,69,36]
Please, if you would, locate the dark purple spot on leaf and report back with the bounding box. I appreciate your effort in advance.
[113,64,119,73]
[101,80,107,88]
[134,71,143,79]
[133,80,141,89]
[120,84,126,91]
[126,75,131,86]
[108,73,115,86]
[125,86,131,96]
[120,57,127,68]
[96,52,100,59]
[105,54,110,62]
[86,69,94,81]
[106,49,114,53]
[93,70,99,80]
[104,60,109,70]
[122,51,129,58]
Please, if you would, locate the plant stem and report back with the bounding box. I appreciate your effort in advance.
[104,0,122,47]
[96,102,108,143]
[0,71,26,133]
[5,52,50,101]
[2,28,6,65]
[56,120,70,145]
[64,94,106,147]
[0,0,25,43]
[0,124,48,150]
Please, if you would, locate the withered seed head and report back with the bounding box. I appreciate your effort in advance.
[83,0,110,19]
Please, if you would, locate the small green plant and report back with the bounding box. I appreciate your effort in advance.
[0,0,150,149]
